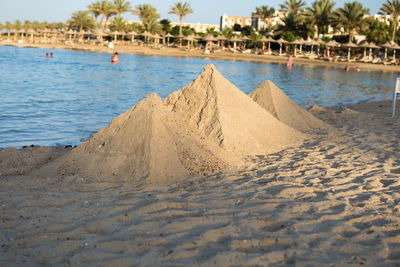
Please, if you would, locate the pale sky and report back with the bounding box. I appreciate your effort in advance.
[0,0,385,25]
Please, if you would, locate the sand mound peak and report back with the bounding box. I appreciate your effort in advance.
[249,80,328,133]
[37,93,234,184]
[165,65,305,155]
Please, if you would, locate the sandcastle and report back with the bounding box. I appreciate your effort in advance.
[249,80,328,133]
[37,64,324,184]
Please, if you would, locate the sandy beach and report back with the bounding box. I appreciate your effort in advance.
[2,40,400,74]
[1,62,400,266]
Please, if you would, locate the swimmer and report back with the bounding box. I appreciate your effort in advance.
[50,52,53,57]
[356,67,360,72]
[287,53,293,70]
[111,52,119,63]
[46,53,49,58]
[345,65,350,71]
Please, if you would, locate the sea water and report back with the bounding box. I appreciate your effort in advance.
[0,45,397,148]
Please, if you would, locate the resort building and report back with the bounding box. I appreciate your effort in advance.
[251,10,286,31]
[220,14,252,31]
[170,22,220,33]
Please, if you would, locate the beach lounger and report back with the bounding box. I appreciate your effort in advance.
[392,78,400,117]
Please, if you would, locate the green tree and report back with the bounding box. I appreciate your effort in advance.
[380,0,400,42]
[255,5,275,30]
[233,24,241,31]
[95,0,116,31]
[168,1,193,37]
[222,28,233,38]
[306,0,335,37]
[87,1,101,28]
[31,21,41,30]
[171,25,194,36]
[274,12,308,39]
[109,16,127,32]
[365,20,391,44]
[114,0,132,17]
[5,21,12,38]
[241,25,255,36]
[160,19,172,33]
[67,11,94,32]
[280,0,306,15]
[13,20,22,30]
[144,18,162,34]
[22,20,31,30]
[333,1,370,42]
[133,4,160,21]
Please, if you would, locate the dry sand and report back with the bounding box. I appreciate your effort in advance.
[1,69,400,265]
[249,80,328,133]
[35,93,239,185]
[165,64,305,156]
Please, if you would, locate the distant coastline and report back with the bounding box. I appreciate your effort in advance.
[2,41,400,74]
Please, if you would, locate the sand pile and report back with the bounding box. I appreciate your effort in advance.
[164,64,305,155]
[249,80,328,133]
[37,93,234,184]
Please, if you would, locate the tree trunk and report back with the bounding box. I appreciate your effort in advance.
[101,15,106,32]
[392,18,398,43]
[179,16,183,36]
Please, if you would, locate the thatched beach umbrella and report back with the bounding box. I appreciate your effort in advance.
[391,42,400,60]
[277,38,287,55]
[359,42,379,58]
[342,41,359,61]
[164,33,173,46]
[381,42,393,59]
[259,35,269,50]
[230,35,242,49]
[216,35,227,48]
[184,35,195,49]
[307,39,320,54]
[126,31,137,43]
[324,40,340,57]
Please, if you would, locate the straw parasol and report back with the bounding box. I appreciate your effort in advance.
[342,41,359,61]
[229,35,242,49]
[164,33,173,45]
[276,38,288,55]
[359,41,380,58]
[126,31,137,43]
[381,42,393,59]
[307,39,320,54]
[390,42,400,60]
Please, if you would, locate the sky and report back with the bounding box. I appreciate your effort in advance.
[0,0,385,25]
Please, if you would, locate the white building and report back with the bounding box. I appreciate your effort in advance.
[170,22,220,33]
[220,14,252,31]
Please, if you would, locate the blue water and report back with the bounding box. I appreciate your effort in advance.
[0,45,397,148]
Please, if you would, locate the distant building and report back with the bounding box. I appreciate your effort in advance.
[220,14,252,31]
[170,22,220,33]
[251,10,286,31]
[127,20,219,33]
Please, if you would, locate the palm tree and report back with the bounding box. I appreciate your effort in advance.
[87,1,101,28]
[114,0,132,17]
[333,1,370,42]
[95,0,116,31]
[255,5,275,31]
[5,21,12,38]
[365,20,391,44]
[280,0,306,15]
[109,16,127,32]
[380,0,400,42]
[306,0,335,38]
[23,20,31,30]
[144,17,162,34]
[160,19,172,33]
[133,4,160,21]
[67,11,94,34]
[168,1,193,37]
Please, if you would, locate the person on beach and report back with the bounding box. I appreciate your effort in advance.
[111,52,119,63]
[287,53,293,70]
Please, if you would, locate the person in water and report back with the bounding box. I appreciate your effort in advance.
[111,52,119,63]
[287,53,293,70]
[50,52,53,57]
[46,53,49,58]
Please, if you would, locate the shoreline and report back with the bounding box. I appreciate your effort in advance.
[2,41,400,73]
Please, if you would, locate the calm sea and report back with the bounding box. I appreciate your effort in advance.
[0,45,397,148]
